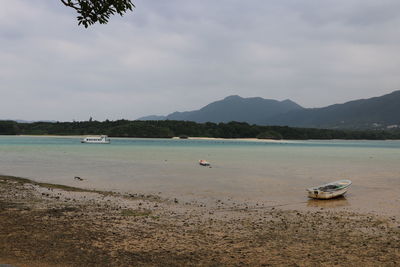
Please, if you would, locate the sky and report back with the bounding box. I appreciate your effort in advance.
[1,0,400,121]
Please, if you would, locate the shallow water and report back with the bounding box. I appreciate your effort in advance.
[1,136,399,215]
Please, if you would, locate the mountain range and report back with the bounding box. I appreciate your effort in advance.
[139,90,400,129]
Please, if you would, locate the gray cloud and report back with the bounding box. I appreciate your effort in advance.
[1,0,400,121]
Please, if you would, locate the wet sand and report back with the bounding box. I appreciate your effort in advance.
[1,175,399,267]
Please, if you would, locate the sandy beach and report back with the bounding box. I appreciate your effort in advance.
[1,175,399,267]
[184,137,290,143]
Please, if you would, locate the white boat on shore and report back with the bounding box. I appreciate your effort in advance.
[199,160,210,166]
[307,180,352,199]
[81,135,110,144]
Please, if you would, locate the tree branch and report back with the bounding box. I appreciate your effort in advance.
[60,0,134,27]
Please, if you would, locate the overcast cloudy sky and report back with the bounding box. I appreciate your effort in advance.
[1,0,400,121]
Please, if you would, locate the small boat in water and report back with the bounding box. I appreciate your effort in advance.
[307,180,352,199]
[81,135,111,144]
[199,160,210,166]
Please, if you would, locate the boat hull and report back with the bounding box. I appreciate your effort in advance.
[81,135,111,144]
[81,140,110,144]
[307,179,352,200]
[307,188,348,199]
[199,160,210,166]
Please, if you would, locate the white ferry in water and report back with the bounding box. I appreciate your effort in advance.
[81,135,111,144]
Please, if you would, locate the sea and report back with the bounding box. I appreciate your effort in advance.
[1,136,399,215]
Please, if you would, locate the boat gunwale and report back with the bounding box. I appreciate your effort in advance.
[306,180,352,193]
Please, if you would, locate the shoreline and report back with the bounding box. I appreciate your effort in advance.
[4,135,400,142]
[14,135,285,142]
[1,175,399,266]
[186,137,287,142]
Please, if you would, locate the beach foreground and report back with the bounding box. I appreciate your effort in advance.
[1,176,399,266]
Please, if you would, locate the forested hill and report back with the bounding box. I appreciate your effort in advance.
[1,120,400,140]
[138,95,304,125]
[164,95,304,125]
[267,90,400,129]
[139,91,400,130]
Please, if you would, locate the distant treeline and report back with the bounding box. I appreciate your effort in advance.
[1,120,400,140]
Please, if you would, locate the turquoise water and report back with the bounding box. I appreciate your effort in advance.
[1,136,399,214]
